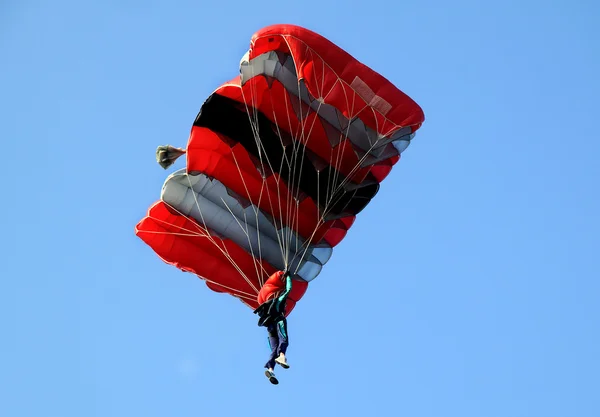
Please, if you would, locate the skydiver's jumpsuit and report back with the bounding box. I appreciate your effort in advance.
[264,273,293,370]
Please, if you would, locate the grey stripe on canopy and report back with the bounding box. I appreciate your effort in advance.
[160,169,333,282]
[239,50,415,166]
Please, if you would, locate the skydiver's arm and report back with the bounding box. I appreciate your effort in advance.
[276,272,293,304]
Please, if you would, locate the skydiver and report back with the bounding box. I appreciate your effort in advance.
[253,270,293,385]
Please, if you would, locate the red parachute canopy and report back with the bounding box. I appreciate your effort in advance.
[135,24,424,315]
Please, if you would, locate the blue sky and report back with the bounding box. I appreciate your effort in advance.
[2,1,599,416]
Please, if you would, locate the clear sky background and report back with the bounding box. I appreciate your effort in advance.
[2,1,599,416]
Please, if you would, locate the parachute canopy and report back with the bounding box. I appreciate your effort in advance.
[135,24,424,314]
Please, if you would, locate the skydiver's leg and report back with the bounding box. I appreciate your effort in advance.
[264,323,279,370]
[274,318,289,369]
[277,318,289,354]
[264,324,280,384]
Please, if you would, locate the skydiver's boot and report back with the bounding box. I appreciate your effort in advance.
[275,353,289,369]
[265,369,279,385]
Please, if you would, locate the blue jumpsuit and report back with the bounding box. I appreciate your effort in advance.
[263,274,292,370]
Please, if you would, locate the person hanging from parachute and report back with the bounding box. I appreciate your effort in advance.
[254,270,293,385]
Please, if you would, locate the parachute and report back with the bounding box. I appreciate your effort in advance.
[135,24,424,315]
